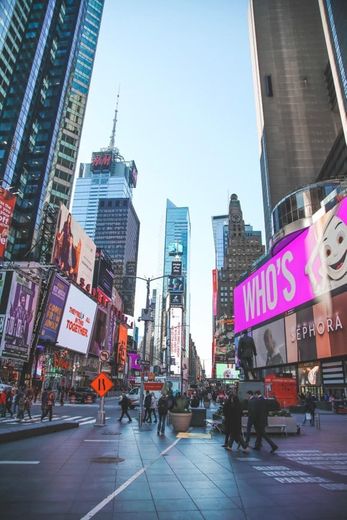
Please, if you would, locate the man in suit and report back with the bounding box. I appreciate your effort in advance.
[238,332,257,380]
[245,390,257,446]
[253,390,278,453]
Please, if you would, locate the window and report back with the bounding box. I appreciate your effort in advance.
[264,75,273,97]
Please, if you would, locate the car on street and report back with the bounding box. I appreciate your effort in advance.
[333,399,347,414]
[69,387,97,404]
[0,380,12,392]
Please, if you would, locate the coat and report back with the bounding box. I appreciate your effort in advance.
[253,396,268,430]
[223,398,243,437]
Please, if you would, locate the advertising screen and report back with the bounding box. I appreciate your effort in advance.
[171,261,182,276]
[39,274,69,344]
[0,187,16,259]
[212,269,217,317]
[93,248,114,299]
[234,198,347,332]
[117,324,128,369]
[52,205,96,291]
[170,293,183,307]
[0,273,39,362]
[168,276,184,293]
[57,284,97,354]
[216,363,240,379]
[88,308,107,356]
[128,352,141,370]
[252,317,287,368]
[170,307,182,375]
[168,242,183,256]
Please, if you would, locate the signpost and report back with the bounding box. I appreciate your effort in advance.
[90,372,113,426]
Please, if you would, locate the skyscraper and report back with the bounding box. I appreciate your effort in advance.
[249,0,343,243]
[160,199,190,388]
[72,102,139,315]
[0,1,104,260]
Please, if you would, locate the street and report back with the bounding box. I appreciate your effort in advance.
[0,404,347,519]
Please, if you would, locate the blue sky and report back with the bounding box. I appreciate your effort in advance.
[76,0,264,376]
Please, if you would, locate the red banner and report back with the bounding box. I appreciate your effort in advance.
[117,324,128,368]
[0,187,16,258]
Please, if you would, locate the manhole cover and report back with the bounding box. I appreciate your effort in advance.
[91,456,125,464]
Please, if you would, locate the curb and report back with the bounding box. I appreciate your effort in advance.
[0,421,79,444]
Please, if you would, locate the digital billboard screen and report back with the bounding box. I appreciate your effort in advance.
[57,284,97,354]
[168,276,184,293]
[88,307,107,357]
[234,198,347,333]
[216,363,240,379]
[39,274,69,344]
[52,205,96,292]
[93,248,114,299]
[0,187,16,259]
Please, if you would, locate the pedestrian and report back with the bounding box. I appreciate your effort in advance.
[144,390,152,423]
[222,393,232,448]
[24,388,33,419]
[253,390,278,453]
[16,388,26,422]
[12,388,19,415]
[5,389,13,417]
[41,388,55,421]
[157,394,168,435]
[245,390,256,445]
[41,388,48,420]
[224,394,248,452]
[118,392,132,422]
[0,389,6,417]
[150,392,158,423]
[302,393,316,426]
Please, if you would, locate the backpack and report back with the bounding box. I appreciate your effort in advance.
[158,397,168,415]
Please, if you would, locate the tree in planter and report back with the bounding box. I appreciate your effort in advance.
[169,393,192,432]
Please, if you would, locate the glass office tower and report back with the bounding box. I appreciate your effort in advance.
[161,199,191,390]
[0,0,104,260]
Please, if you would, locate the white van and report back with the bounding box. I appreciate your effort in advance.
[124,387,163,409]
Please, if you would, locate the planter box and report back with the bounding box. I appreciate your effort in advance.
[191,408,206,427]
[242,415,298,434]
[169,411,192,432]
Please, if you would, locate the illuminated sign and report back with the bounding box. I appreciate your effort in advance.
[170,307,182,375]
[0,187,16,259]
[234,198,347,332]
[91,152,112,171]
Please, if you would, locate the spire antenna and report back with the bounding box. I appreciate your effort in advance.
[109,86,120,149]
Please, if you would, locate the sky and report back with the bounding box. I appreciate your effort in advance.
[76,0,264,377]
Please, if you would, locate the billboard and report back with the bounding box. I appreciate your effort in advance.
[252,317,287,368]
[91,151,112,171]
[128,352,141,370]
[212,269,218,317]
[0,187,16,259]
[0,273,39,362]
[170,293,183,307]
[39,274,69,344]
[52,205,96,291]
[234,198,347,333]
[57,284,97,354]
[88,307,107,356]
[171,261,182,276]
[170,307,182,375]
[93,248,114,299]
[216,363,240,379]
[117,324,128,369]
[168,242,183,256]
[168,276,184,293]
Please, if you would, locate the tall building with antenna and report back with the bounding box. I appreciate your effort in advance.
[72,95,139,314]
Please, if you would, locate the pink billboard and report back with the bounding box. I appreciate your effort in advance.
[234,197,347,333]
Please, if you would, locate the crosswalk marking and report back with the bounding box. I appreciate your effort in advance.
[0,414,111,426]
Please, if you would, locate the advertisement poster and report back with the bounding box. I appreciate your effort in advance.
[117,324,128,369]
[216,363,240,379]
[39,274,69,344]
[128,352,141,370]
[252,317,286,368]
[0,187,16,259]
[170,307,182,375]
[234,198,347,332]
[88,308,107,356]
[93,248,114,299]
[168,276,184,293]
[0,273,39,362]
[57,284,97,354]
[52,204,96,291]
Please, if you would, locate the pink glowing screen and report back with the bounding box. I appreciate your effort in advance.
[234,198,347,333]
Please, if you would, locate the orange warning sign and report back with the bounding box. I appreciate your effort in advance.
[90,372,113,397]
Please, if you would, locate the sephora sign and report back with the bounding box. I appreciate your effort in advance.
[234,198,347,333]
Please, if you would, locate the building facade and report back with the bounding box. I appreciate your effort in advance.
[0,0,104,260]
[249,0,343,244]
[212,194,264,376]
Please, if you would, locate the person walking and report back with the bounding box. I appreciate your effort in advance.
[253,390,278,453]
[245,390,257,446]
[24,388,33,420]
[5,389,13,417]
[144,390,152,423]
[157,394,169,435]
[225,394,248,452]
[0,389,6,417]
[41,388,55,421]
[222,393,232,448]
[118,393,132,422]
[302,393,316,426]
[16,388,26,422]
[150,393,158,423]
